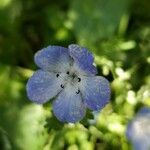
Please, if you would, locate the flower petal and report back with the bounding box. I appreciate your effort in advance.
[79,76,111,110]
[53,84,86,123]
[26,70,65,104]
[68,44,97,76]
[138,107,150,115]
[34,46,71,72]
[126,107,150,150]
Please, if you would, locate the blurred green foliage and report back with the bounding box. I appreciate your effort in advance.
[0,0,150,149]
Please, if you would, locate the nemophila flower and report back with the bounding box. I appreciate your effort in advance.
[126,107,150,150]
[26,44,111,123]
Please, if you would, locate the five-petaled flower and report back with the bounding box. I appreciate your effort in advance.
[126,107,150,150]
[26,44,111,123]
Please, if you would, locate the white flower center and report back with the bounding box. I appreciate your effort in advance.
[55,69,81,94]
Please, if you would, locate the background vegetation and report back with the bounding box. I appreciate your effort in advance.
[0,0,150,149]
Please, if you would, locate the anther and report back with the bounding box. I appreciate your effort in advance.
[61,84,64,88]
[78,77,81,82]
[56,74,59,77]
[66,71,70,75]
[76,89,80,94]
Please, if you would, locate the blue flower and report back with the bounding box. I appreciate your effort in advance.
[26,44,111,123]
[126,107,150,150]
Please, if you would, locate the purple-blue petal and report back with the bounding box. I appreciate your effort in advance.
[138,107,150,115]
[68,44,97,76]
[53,84,86,123]
[26,70,65,104]
[34,46,71,72]
[126,107,150,150]
[79,76,111,110]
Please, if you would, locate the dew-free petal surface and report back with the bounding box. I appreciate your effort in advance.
[53,83,86,123]
[34,46,71,72]
[26,70,65,104]
[126,107,150,150]
[79,76,111,110]
[68,44,97,76]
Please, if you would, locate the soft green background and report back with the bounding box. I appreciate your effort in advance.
[0,0,150,149]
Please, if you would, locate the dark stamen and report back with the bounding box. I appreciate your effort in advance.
[66,71,69,75]
[56,74,59,77]
[61,84,64,88]
[76,89,80,94]
[78,77,81,82]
